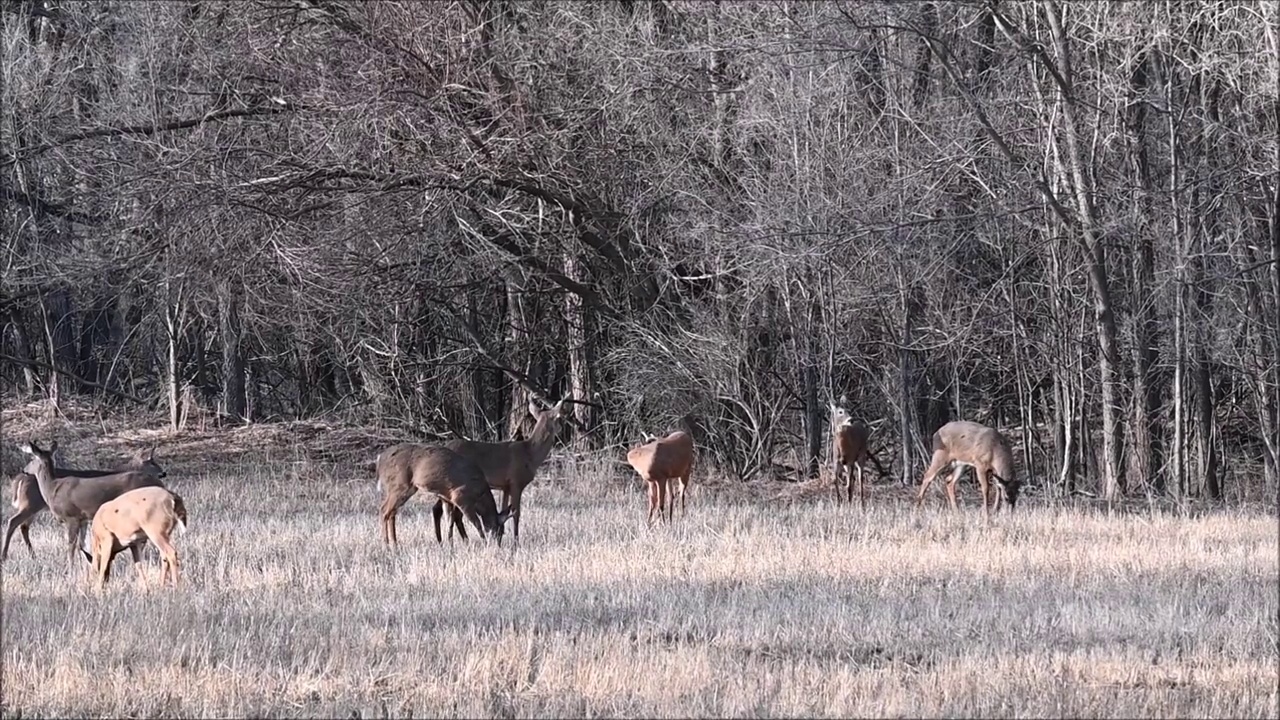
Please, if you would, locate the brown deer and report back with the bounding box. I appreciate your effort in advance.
[915,420,1022,517]
[433,398,568,544]
[4,445,166,561]
[377,443,512,547]
[18,440,171,571]
[626,429,695,523]
[830,403,888,508]
[86,486,188,589]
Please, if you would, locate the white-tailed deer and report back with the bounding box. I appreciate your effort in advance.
[830,403,888,508]
[915,420,1021,517]
[626,429,695,523]
[4,445,166,561]
[18,441,171,571]
[433,398,568,544]
[377,443,512,547]
[86,485,188,589]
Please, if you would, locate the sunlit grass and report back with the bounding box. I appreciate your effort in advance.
[1,449,1276,718]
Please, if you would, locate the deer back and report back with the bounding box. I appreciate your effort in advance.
[59,470,168,522]
[628,431,694,481]
[93,486,183,543]
[833,421,871,463]
[381,443,500,524]
[443,438,527,489]
[935,421,1014,474]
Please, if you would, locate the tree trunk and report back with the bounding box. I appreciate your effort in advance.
[506,269,533,440]
[564,251,593,445]
[6,308,38,397]
[165,294,183,431]
[218,279,246,423]
[1126,49,1163,495]
[1043,0,1124,505]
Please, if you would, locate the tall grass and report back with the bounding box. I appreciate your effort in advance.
[1,451,1276,718]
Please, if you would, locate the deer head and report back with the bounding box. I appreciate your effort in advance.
[19,440,57,475]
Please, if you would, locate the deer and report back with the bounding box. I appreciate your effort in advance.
[626,428,695,523]
[18,440,171,572]
[830,402,888,508]
[432,398,569,545]
[3,445,166,562]
[377,443,512,547]
[915,420,1022,518]
[85,485,187,589]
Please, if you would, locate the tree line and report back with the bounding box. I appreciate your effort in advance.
[2,1,1277,502]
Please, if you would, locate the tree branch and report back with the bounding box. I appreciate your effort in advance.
[0,354,145,404]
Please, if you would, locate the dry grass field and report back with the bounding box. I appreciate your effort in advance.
[1,412,1277,718]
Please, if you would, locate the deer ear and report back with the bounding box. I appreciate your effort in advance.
[528,399,542,418]
[553,399,567,416]
[18,442,33,455]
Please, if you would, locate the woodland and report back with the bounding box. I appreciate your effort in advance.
[2,0,1277,502]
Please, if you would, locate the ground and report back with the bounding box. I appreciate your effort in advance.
[1,401,1277,718]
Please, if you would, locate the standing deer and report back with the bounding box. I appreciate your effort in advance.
[433,398,568,544]
[4,445,166,561]
[377,443,512,547]
[86,485,188,589]
[830,403,888,508]
[915,420,1022,517]
[626,429,695,523]
[18,441,170,571]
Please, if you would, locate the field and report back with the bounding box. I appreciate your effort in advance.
[1,416,1277,719]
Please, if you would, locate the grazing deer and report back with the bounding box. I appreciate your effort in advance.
[915,420,1022,517]
[377,443,512,547]
[830,403,888,508]
[86,486,188,589]
[433,398,568,544]
[18,441,170,571]
[626,429,695,523]
[4,445,166,561]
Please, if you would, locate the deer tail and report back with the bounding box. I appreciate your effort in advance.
[172,493,189,535]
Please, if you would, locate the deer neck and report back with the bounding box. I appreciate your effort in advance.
[28,458,59,506]
[523,416,559,469]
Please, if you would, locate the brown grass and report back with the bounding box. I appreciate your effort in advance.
[1,416,1277,718]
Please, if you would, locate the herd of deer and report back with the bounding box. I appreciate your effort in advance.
[3,398,1021,590]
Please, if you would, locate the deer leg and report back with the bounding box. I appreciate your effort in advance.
[916,451,950,507]
[20,522,35,560]
[380,487,415,547]
[944,465,965,511]
[832,459,843,504]
[856,463,865,509]
[975,466,991,520]
[150,534,180,587]
[509,488,523,543]
[129,543,147,586]
[3,508,38,561]
[660,479,672,523]
[431,500,445,544]
[646,480,658,523]
[451,504,468,541]
[93,541,110,590]
[679,475,689,516]
[64,520,85,570]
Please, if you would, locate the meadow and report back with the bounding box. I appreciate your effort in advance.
[1,415,1277,719]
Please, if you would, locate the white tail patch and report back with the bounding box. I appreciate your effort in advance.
[81,530,93,555]
[376,477,382,493]
[175,517,187,535]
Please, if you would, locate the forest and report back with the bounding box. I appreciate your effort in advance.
[2,0,1277,503]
